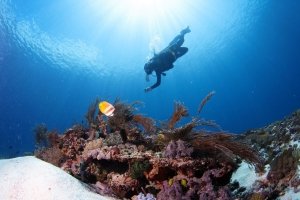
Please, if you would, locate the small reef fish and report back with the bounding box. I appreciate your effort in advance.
[99,101,115,117]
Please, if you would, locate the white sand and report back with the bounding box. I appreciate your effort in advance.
[0,156,113,200]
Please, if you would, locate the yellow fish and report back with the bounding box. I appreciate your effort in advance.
[99,101,115,117]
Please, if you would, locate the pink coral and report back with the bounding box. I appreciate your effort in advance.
[84,146,121,160]
[61,159,81,175]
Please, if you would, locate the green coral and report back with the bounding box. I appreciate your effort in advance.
[129,160,150,179]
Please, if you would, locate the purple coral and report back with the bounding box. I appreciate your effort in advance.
[163,140,193,159]
[197,169,231,200]
[156,169,231,200]
[157,181,183,200]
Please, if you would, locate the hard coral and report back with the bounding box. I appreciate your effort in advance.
[91,181,115,197]
[108,172,139,198]
[61,158,81,176]
[104,131,124,146]
[84,146,120,160]
[60,127,87,159]
[83,138,103,155]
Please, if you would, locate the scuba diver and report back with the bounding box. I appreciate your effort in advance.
[144,26,191,92]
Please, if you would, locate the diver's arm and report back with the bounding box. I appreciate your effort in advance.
[151,71,161,89]
[144,71,161,92]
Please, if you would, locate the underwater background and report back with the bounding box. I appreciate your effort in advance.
[0,0,299,158]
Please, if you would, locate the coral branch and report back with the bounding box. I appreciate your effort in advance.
[197,91,215,114]
[192,133,264,172]
[34,123,48,147]
[133,114,156,133]
[168,101,189,129]
[108,100,134,131]
[85,98,100,126]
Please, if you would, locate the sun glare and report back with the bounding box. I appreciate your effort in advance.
[125,0,165,22]
[87,0,188,33]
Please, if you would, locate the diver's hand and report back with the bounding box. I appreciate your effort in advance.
[144,87,152,93]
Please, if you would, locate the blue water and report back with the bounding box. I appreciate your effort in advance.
[1,0,300,158]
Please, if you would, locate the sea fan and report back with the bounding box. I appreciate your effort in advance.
[133,114,156,133]
[85,98,100,127]
[197,91,215,115]
[192,132,264,172]
[168,101,188,129]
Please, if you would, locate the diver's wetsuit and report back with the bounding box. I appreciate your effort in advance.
[144,28,189,92]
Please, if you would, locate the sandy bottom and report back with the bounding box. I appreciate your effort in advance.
[0,156,113,200]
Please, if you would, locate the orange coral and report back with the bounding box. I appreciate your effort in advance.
[168,101,188,129]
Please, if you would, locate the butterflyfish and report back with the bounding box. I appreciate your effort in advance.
[99,101,115,117]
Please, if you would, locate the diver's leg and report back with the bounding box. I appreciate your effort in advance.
[169,34,184,48]
[168,26,191,48]
[180,26,191,35]
[175,47,188,58]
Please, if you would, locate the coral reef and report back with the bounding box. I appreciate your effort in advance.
[231,109,300,199]
[34,99,300,199]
